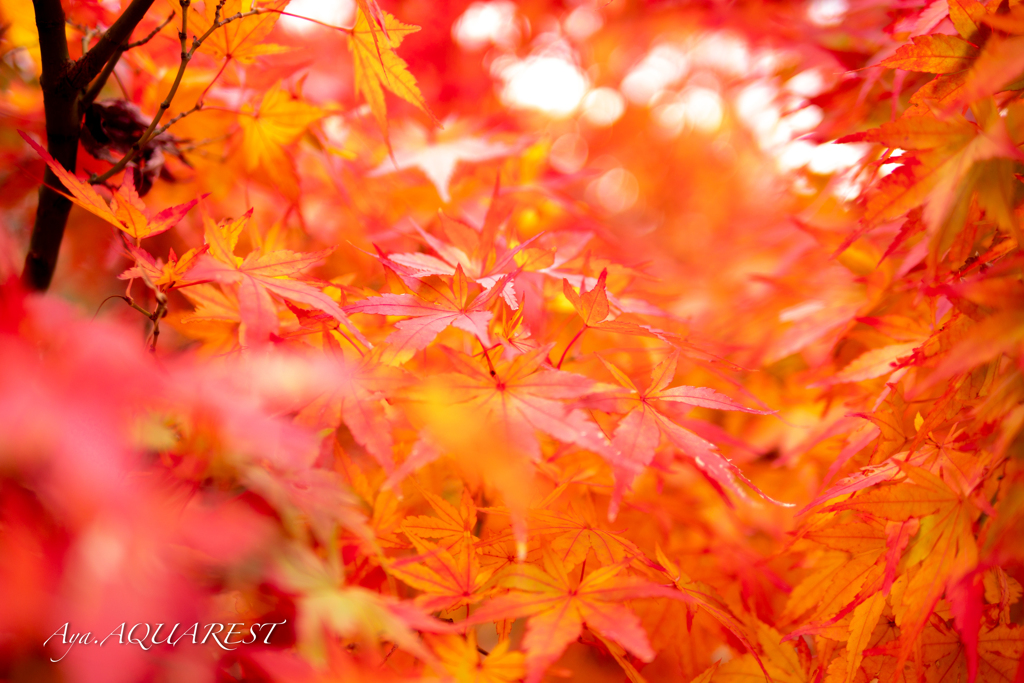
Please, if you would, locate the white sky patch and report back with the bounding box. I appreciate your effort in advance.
[620,44,689,106]
[777,140,816,173]
[833,174,867,202]
[321,115,349,146]
[808,142,870,175]
[279,0,355,34]
[581,87,625,126]
[807,0,849,27]
[733,75,860,192]
[453,1,519,50]
[786,69,826,98]
[498,54,590,117]
[879,148,905,177]
[785,106,823,134]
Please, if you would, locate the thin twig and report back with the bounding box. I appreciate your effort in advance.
[93,294,128,319]
[70,0,157,91]
[125,12,174,48]
[82,45,124,106]
[112,68,130,99]
[145,54,231,138]
[89,5,274,185]
[147,290,168,353]
[179,132,233,151]
[380,643,399,667]
[88,0,192,185]
[118,290,168,353]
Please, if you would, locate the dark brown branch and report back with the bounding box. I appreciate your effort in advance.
[22,0,157,291]
[81,46,124,107]
[22,0,76,291]
[70,0,156,90]
[90,4,272,186]
[33,0,70,86]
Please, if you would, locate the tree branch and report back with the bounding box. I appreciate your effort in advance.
[22,0,76,291]
[32,0,70,89]
[70,0,156,90]
[81,46,124,108]
[22,0,156,290]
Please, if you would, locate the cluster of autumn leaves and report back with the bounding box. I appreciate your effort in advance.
[3,0,1024,681]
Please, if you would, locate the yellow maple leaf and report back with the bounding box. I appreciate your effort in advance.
[175,0,290,64]
[239,83,323,169]
[427,631,526,683]
[349,7,438,143]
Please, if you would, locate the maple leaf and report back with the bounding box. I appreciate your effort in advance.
[383,209,532,310]
[189,209,368,348]
[273,542,454,664]
[880,34,979,74]
[842,589,886,683]
[426,631,526,683]
[179,0,289,64]
[530,502,648,570]
[173,282,244,353]
[949,0,990,44]
[824,465,980,672]
[416,345,614,462]
[118,242,208,292]
[344,265,509,357]
[238,82,323,197]
[406,346,615,554]
[295,346,407,472]
[958,34,1024,107]
[400,487,478,552]
[557,269,668,367]
[919,619,1024,683]
[20,131,197,241]
[386,533,496,613]
[825,341,921,385]
[349,7,438,144]
[590,353,780,519]
[469,551,683,683]
[856,107,1024,236]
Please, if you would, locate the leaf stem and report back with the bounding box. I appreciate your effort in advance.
[556,326,587,369]
[480,339,498,378]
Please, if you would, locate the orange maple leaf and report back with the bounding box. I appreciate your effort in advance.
[21,132,198,242]
[190,209,368,348]
[386,534,496,613]
[345,264,510,356]
[880,34,979,74]
[469,551,684,683]
[426,631,526,683]
[591,353,782,518]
